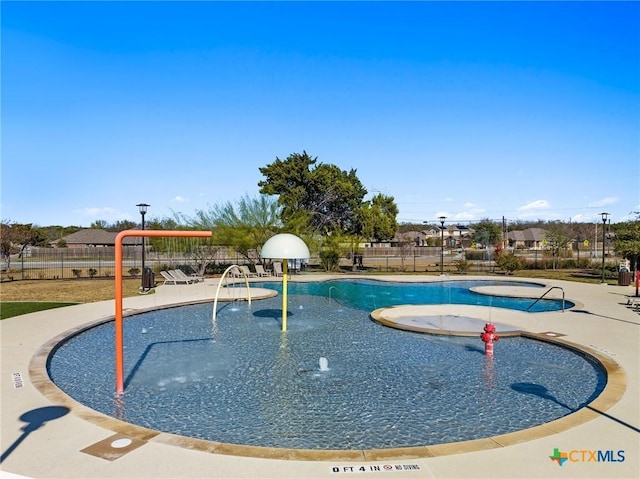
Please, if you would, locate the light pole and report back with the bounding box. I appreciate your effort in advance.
[600,212,609,284]
[137,203,150,290]
[439,216,446,275]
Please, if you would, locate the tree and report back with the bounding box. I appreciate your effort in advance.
[471,219,502,248]
[112,220,137,231]
[544,223,572,270]
[318,234,349,272]
[179,194,282,264]
[361,194,399,243]
[613,220,640,273]
[181,238,222,277]
[258,151,368,235]
[0,222,46,267]
[90,220,108,229]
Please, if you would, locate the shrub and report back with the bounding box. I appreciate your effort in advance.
[464,249,489,261]
[495,252,523,275]
[128,267,140,277]
[319,249,340,272]
[72,269,82,278]
[88,268,98,278]
[454,259,470,274]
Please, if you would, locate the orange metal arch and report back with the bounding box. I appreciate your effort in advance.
[114,230,212,394]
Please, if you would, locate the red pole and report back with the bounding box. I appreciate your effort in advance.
[115,230,212,395]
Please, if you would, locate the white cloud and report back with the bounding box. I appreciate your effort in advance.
[517,200,550,211]
[452,211,476,221]
[571,213,591,222]
[171,195,189,203]
[588,197,619,208]
[75,207,132,222]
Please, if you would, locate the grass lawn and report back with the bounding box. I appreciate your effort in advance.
[1,302,77,320]
[0,278,144,319]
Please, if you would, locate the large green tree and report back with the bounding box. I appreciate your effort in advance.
[361,194,399,243]
[471,219,502,247]
[258,151,368,236]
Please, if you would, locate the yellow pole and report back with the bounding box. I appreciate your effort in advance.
[282,258,288,331]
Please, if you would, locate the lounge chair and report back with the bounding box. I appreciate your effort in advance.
[254,264,271,277]
[239,265,257,278]
[229,266,243,278]
[626,296,640,310]
[172,268,203,283]
[272,262,283,277]
[160,270,192,285]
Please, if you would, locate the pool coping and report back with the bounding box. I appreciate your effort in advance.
[27,283,626,462]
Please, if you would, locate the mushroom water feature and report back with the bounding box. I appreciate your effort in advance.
[260,233,310,332]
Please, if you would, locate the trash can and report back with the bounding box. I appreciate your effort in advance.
[142,267,155,289]
[618,271,631,286]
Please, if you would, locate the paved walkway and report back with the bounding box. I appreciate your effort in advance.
[1,275,639,478]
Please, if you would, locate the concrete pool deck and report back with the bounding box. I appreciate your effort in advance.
[1,275,638,478]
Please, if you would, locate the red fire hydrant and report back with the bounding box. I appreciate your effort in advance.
[480,322,500,356]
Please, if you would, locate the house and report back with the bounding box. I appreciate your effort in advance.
[506,228,548,250]
[390,231,422,247]
[423,224,474,247]
[50,229,141,248]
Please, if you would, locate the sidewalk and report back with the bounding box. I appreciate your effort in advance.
[1,276,638,478]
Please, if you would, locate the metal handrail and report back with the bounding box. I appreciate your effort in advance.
[328,285,347,305]
[527,286,565,312]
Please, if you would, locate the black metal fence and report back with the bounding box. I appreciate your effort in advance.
[0,245,616,281]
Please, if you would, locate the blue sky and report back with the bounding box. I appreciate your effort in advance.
[2,1,639,228]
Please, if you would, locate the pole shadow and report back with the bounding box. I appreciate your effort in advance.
[511,382,640,433]
[1,406,69,463]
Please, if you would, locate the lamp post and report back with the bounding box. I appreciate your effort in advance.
[600,212,609,284]
[136,203,150,290]
[439,216,446,275]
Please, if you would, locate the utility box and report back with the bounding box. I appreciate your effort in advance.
[142,267,155,289]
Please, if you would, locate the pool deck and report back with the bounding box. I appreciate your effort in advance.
[1,275,639,479]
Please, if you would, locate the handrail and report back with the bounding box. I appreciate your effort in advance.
[328,285,347,305]
[527,286,565,312]
[212,265,251,321]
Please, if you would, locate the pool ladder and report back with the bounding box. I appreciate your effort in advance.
[328,286,347,305]
[527,286,565,312]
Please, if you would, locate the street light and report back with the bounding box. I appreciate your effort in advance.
[439,216,446,275]
[136,203,150,290]
[600,212,609,284]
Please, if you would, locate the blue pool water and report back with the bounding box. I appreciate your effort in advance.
[249,278,573,312]
[48,280,599,451]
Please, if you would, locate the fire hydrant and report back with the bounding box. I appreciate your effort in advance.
[480,322,500,356]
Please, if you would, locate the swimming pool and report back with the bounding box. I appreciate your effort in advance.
[248,278,573,312]
[48,279,598,451]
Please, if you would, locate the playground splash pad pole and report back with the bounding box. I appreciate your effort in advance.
[114,230,212,395]
[260,233,310,333]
